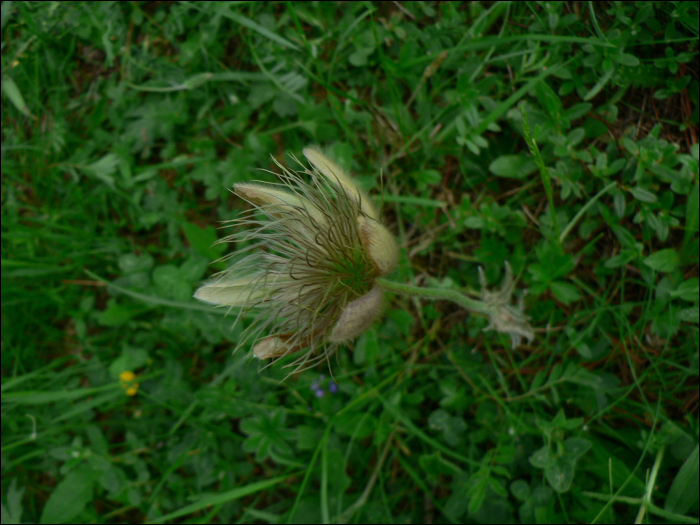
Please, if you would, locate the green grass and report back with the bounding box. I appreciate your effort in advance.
[2,1,698,523]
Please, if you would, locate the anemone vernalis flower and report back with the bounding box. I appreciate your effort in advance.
[195,147,398,371]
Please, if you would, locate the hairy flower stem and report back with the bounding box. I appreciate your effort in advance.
[377,262,535,349]
[375,278,492,315]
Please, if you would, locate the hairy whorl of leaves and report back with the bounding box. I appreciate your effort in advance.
[195,148,397,373]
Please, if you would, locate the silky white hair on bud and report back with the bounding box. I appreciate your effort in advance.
[195,147,398,374]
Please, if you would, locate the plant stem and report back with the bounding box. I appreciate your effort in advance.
[375,278,491,315]
[521,103,561,245]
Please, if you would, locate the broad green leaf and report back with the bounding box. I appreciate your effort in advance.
[614,53,640,66]
[529,446,554,469]
[97,299,151,327]
[40,466,95,524]
[153,265,192,302]
[629,186,658,203]
[621,137,639,156]
[119,253,154,274]
[679,306,699,323]
[604,250,637,268]
[643,249,680,272]
[562,102,592,121]
[221,10,299,51]
[549,281,581,304]
[669,278,700,302]
[1,75,32,117]
[665,444,699,515]
[1,478,24,524]
[510,479,530,501]
[182,221,226,260]
[545,457,575,492]
[682,182,699,260]
[612,225,638,249]
[333,412,377,440]
[562,437,592,461]
[489,155,538,179]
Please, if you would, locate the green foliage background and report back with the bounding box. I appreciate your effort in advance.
[1,2,698,523]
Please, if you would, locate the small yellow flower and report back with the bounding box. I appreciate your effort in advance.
[195,147,398,372]
[119,371,139,396]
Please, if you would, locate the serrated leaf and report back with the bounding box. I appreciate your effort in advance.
[153,265,191,301]
[81,153,119,188]
[488,476,509,497]
[467,474,488,514]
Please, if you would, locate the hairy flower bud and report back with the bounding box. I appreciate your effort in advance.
[358,215,398,276]
[252,335,292,360]
[329,285,385,343]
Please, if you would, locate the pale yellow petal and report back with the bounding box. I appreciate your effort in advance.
[235,183,328,227]
[303,147,379,220]
[253,334,304,359]
[193,275,264,306]
[358,215,398,276]
[252,335,290,359]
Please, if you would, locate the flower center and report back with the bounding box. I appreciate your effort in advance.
[331,248,376,300]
